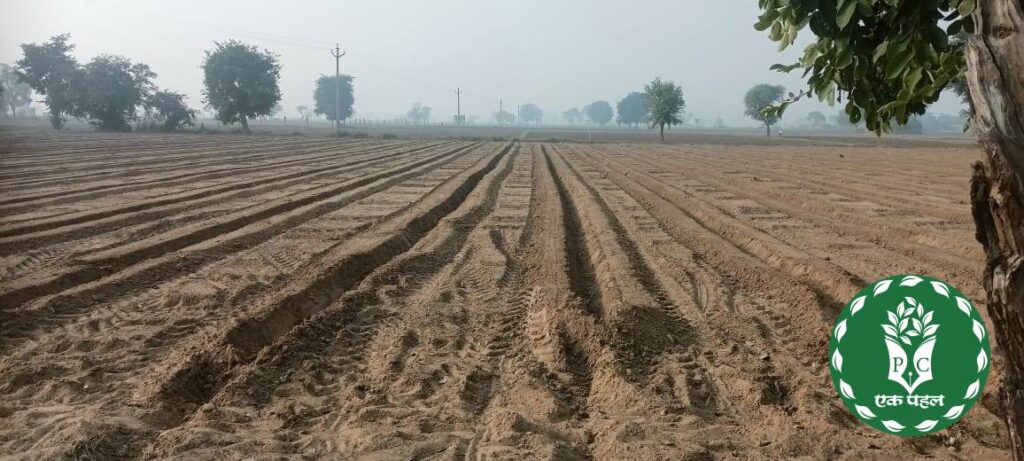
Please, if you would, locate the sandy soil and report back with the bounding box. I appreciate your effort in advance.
[0,132,1011,460]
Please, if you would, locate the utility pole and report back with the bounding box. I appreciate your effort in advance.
[331,44,346,134]
[455,88,463,124]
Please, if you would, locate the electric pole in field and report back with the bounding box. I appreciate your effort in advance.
[455,88,463,125]
[331,44,346,134]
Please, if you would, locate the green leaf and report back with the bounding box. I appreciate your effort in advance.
[885,48,914,79]
[837,0,858,28]
[770,62,803,72]
[904,67,923,91]
[836,45,854,68]
[777,101,791,118]
[872,41,889,63]
[927,25,950,51]
[855,0,873,17]
[958,0,976,17]
[917,42,939,67]
[755,9,779,31]
[846,103,862,124]
[779,28,795,51]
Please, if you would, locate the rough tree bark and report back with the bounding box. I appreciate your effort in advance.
[239,115,250,134]
[965,0,1024,458]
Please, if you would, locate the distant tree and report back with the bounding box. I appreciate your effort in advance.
[891,116,923,135]
[584,100,613,126]
[563,107,583,125]
[518,103,543,125]
[201,40,281,133]
[296,105,312,127]
[15,34,82,129]
[616,91,648,127]
[75,55,155,131]
[495,110,515,125]
[1,63,32,118]
[744,84,785,136]
[313,74,353,124]
[407,103,432,125]
[143,90,196,132]
[806,110,827,126]
[832,110,863,131]
[644,78,685,142]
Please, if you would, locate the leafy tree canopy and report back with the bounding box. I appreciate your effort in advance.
[616,91,649,127]
[496,110,515,124]
[519,103,543,124]
[144,90,196,132]
[408,103,431,124]
[77,55,155,131]
[1,63,33,118]
[313,74,354,122]
[643,78,685,136]
[754,0,973,133]
[585,100,614,126]
[15,34,82,129]
[202,40,281,132]
[563,107,583,125]
[744,83,786,125]
[807,110,827,125]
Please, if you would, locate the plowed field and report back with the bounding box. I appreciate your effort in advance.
[0,133,1011,459]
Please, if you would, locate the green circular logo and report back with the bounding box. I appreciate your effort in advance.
[829,274,991,436]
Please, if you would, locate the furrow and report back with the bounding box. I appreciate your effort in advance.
[580,147,861,306]
[0,143,447,257]
[136,143,510,433]
[0,140,411,209]
[0,142,445,239]
[0,146,496,459]
[0,137,345,185]
[0,144,481,343]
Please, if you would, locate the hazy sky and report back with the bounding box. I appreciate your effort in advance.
[2,0,964,126]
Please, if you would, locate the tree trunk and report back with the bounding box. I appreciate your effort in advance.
[966,1,1024,458]
[766,123,771,137]
[239,115,250,134]
[660,123,665,142]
